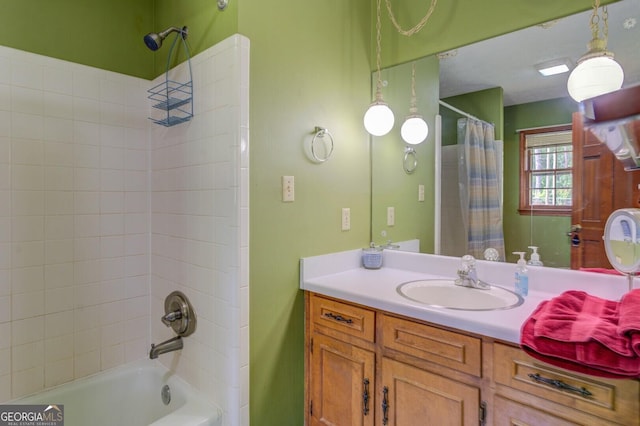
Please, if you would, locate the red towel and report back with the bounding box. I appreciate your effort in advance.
[618,289,640,356]
[521,290,640,378]
[578,267,623,275]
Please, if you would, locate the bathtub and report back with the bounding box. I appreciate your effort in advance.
[11,359,222,426]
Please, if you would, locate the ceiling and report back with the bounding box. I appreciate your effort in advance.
[438,0,640,106]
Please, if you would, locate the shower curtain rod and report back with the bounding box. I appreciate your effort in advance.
[438,100,485,123]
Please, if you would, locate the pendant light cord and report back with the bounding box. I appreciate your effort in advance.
[590,0,609,45]
[409,62,417,114]
[374,0,384,101]
[384,0,438,37]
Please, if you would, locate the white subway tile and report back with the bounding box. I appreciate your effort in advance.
[73,350,99,378]
[12,291,44,320]
[44,357,73,388]
[12,341,44,372]
[44,140,74,165]
[12,266,44,294]
[74,192,100,215]
[12,366,44,398]
[11,241,44,268]
[12,111,43,140]
[43,66,73,95]
[11,190,44,216]
[11,316,44,346]
[12,137,43,165]
[45,190,74,215]
[44,92,73,119]
[12,86,44,117]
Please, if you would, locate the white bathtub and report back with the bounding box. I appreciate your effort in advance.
[11,360,222,426]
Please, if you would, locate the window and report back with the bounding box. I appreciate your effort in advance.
[519,125,573,216]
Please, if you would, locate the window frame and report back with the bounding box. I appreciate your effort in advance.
[518,124,573,216]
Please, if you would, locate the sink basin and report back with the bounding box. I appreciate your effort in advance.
[397,279,524,311]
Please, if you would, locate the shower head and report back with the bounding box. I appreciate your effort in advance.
[143,26,188,51]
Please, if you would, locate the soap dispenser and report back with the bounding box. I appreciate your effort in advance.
[527,246,544,266]
[513,252,529,297]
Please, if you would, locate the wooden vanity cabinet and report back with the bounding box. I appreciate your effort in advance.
[306,293,482,426]
[307,293,376,425]
[305,292,640,426]
[493,342,640,426]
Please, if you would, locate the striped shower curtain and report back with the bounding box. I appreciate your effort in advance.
[457,118,505,260]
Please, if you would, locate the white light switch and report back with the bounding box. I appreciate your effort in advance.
[282,176,294,202]
[387,207,395,226]
[341,208,351,231]
[418,184,425,202]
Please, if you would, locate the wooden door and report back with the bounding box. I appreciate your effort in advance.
[379,357,480,426]
[309,333,375,426]
[570,112,640,269]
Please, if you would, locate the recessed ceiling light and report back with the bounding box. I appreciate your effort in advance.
[535,59,571,76]
[623,17,637,30]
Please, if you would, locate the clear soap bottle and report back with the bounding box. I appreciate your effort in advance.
[527,246,544,266]
[513,251,529,297]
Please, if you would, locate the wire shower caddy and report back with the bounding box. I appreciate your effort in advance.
[148,27,194,127]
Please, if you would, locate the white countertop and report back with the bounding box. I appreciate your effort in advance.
[300,249,635,344]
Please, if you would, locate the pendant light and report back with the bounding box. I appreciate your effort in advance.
[400,62,428,145]
[364,0,394,136]
[567,0,624,102]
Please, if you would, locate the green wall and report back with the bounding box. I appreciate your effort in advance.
[441,87,505,142]
[371,56,439,250]
[503,97,578,267]
[0,1,611,425]
[378,0,614,70]
[239,1,372,424]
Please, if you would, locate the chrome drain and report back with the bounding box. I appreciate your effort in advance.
[161,384,171,405]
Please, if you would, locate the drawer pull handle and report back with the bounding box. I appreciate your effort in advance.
[382,386,389,425]
[362,378,370,416]
[528,373,593,397]
[323,312,353,324]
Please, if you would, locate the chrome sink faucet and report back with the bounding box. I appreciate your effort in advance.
[455,255,490,289]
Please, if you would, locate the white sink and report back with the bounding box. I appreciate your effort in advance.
[397,279,524,311]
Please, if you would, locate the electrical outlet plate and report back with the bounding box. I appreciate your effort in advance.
[418,184,425,202]
[282,176,294,202]
[341,208,351,231]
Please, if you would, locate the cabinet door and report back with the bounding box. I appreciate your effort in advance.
[309,333,375,426]
[380,357,480,426]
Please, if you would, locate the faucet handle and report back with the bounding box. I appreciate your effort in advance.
[460,254,476,270]
[161,310,182,327]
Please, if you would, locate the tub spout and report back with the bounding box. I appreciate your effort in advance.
[149,336,183,359]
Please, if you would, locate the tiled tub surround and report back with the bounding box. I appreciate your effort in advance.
[150,35,250,426]
[301,249,633,343]
[0,35,249,426]
[0,45,151,400]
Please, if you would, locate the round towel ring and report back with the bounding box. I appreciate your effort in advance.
[403,147,418,174]
[311,127,334,163]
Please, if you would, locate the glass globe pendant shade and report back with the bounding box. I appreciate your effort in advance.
[567,55,624,102]
[401,115,429,145]
[364,101,395,136]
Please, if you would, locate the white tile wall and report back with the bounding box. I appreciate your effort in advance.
[0,45,151,399]
[0,34,249,426]
[150,35,250,426]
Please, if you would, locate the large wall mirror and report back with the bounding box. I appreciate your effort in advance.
[371,0,640,269]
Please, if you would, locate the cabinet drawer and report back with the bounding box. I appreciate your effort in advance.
[310,294,375,343]
[381,314,481,377]
[494,343,640,426]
